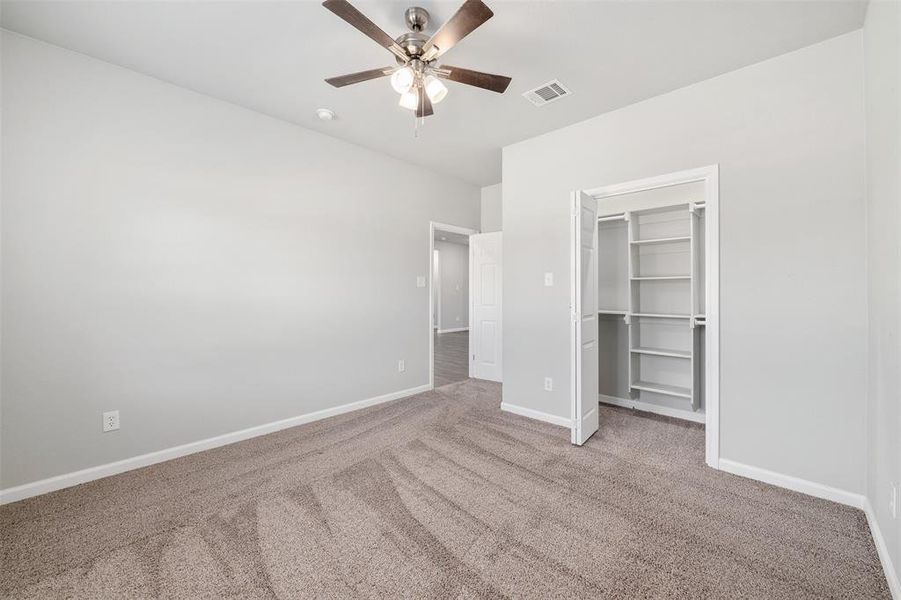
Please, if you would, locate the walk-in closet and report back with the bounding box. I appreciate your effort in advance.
[596,181,708,423]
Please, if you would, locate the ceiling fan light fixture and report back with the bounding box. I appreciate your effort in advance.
[390,67,415,94]
[424,76,448,104]
[323,0,512,122]
[399,88,419,110]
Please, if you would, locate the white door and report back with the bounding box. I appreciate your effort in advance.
[571,191,598,445]
[470,232,502,382]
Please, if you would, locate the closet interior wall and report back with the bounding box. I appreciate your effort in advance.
[596,182,707,422]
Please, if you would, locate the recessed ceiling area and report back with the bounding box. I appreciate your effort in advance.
[0,0,867,185]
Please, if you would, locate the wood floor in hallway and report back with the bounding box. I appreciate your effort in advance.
[434,330,469,387]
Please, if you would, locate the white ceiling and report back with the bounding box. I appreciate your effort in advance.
[1,0,867,185]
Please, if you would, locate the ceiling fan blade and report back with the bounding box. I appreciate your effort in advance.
[421,0,494,61]
[322,0,408,61]
[325,67,394,88]
[416,87,434,118]
[436,65,511,93]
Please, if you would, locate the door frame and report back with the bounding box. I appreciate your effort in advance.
[432,249,441,331]
[577,164,721,468]
[429,221,479,390]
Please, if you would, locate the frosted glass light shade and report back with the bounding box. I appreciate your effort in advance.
[399,89,419,110]
[390,67,414,94]
[424,76,448,104]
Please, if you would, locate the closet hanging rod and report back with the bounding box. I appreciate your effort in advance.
[598,213,627,222]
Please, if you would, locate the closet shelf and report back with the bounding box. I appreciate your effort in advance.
[631,347,691,359]
[631,276,690,281]
[632,313,692,320]
[598,309,628,315]
[631,381,692,399]
[630,236,691,246]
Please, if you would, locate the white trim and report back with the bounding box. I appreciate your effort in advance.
[570,191,579,443]
[429,221,478,390]
[501,402,572,428]
[468,242,474,377]
[717,458,866,509]
[599,394,706,424]
[437,327,469,334]
[703,166,720,469]
[584,165,718,198]
[0,383,431,505]
[864,498,901,599]
[433,248,441,330]
[578,164,721,468]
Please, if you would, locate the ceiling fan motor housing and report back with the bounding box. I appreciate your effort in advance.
[395,7,430,62]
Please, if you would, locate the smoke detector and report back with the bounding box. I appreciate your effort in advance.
[316,108,336,121]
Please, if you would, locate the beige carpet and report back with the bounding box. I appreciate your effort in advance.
[0,379,890,599]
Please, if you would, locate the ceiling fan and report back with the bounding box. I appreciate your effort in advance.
[322,0,512,119]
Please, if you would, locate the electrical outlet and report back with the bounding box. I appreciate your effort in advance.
[544,272,554,287]
[102,410,120,432]
[455,315,461,322]
[398,359,405,373]
[416,276,426,288]
[544,377,553,392]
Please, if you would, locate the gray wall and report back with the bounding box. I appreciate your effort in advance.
[434,241,469,332]
[480,184,502,232]
[864,0,901,584]
[0,32,479,489]
[502,32,867,494]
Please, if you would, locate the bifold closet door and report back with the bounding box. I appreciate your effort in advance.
[571,191,599,445]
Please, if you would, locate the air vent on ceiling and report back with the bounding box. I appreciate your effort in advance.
[522,79,572,107]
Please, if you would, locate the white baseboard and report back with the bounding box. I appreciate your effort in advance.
[500,402,571,428]
[598,394,705,424]
[437,327,469,334]
[717,458,866,509]
[0,383,432,506]
[864,498,901,599]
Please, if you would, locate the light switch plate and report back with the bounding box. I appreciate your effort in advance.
[544,272,554,287]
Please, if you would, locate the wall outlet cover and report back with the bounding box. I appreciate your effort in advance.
[544,377,553,391]
[416,276,426,288]
[398,359,405,373]
[102,410,120,432]
[544,272,554,287]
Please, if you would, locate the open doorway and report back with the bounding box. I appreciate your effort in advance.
[430,223,475,388]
